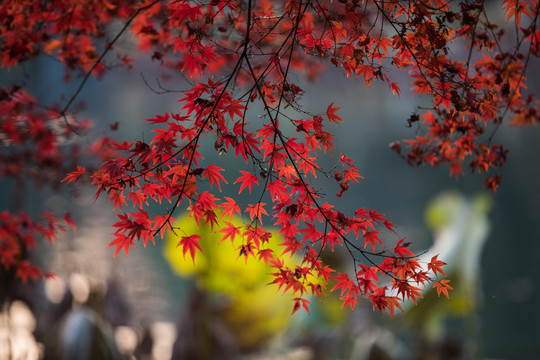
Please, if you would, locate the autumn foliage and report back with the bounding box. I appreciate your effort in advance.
[1,0,539,315]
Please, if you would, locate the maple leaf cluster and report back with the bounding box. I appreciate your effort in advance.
[0,86,89,188]
[0,0,139,72]
[1,0,538,315]
[385,0,540,191]
[0,211,75,282]
[0,0,149,282]
[0,84,94,282]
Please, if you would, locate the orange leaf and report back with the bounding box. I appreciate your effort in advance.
[326,101,343,124]
[427,254,447,278]
[246,202,268,224]
[433,279,454,299]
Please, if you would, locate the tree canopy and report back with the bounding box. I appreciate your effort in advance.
[0,0,538,315]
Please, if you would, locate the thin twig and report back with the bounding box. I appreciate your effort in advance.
[60,0,162,131]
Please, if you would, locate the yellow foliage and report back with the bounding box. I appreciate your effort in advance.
[164,213,300,349]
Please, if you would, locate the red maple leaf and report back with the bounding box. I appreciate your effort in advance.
[177,234,203,264]
[233,171,259,194]
[170,3,202,24]
[108,190,127,211]
[128,190,148,209]
[246,202,268,224]
[181,54,205,78]
[427,254,447,278]
[394,238,415,258]
[363,230,383,251]
[331,272,356,296]
[340,294,358,310]
[108,233,135,257]
[203,163,227,192]
[15,261,42,283]
[220,197,241,221]
[433,279,454,299]
[357,265,379,283]
[62,166,85,184]
[257,248,274,264]
[326,101,343,124]
[218,222,242,244]
[63,212,76,230]
[292,297,311,314]
[386,296,403,318]
[343,167,363,183]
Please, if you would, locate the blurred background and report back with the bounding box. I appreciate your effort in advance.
[1,8,539,360]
